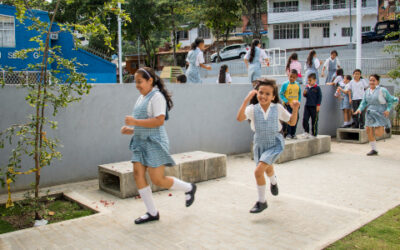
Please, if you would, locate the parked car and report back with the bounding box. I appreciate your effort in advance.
[362,20,400,43]
[210,44,249,62]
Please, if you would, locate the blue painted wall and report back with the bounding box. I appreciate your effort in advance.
[0,4,116,83]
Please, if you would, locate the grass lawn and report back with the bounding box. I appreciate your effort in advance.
[0,197,95,234]
[326,206,400,249]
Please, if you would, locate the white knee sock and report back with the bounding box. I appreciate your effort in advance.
[269,175,277,185]
[370,141,377,151]
[257,185,266,203]
[138,186,158,217]
[171,177,192,201]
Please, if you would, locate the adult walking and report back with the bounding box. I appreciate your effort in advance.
[244,39,269,84]
[304,50,320,85]
[185,37,211,83]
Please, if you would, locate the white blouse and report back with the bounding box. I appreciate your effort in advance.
[135,88,167,118]
[245,103,291,132]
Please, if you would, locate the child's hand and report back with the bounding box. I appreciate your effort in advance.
[383,111,389,117]
[121,126,134,135]
[354,110,361,115]
[290,100,300,110]
[316,106,320,112]
[125,116,136,126]
[206,65,212,70]
[321,72,325,78]
[245,90,258,101]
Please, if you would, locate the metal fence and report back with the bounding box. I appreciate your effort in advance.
[1,71,41,85]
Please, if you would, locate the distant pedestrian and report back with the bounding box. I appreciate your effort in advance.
[185,37,211,83]
[304,50,320,85]
[321,50,341,84]
[244,39,269,83]
[217,64,232,84]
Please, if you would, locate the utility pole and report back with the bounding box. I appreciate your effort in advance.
[356,0,362,69]
[118,2,123,84]
[349,0,352,43]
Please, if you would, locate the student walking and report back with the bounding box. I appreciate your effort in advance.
[185,37,211,83]
[122,67,197,224]
[237,78,300,213]
[244,39,269,83]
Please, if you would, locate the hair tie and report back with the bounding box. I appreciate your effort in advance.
[138,68,151,79]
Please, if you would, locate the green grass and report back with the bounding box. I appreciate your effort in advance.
[326,206,400,250]
[0,197,95,234]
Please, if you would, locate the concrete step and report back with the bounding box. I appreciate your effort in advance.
[98,151,227,198]
[336,128,391,144]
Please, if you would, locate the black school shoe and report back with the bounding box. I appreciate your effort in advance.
[367,150,378,156]
[134,212,159,224]
[385,127,391,134]
[250,201,268,213]
[185,183,197,207]
[270,183,279,196]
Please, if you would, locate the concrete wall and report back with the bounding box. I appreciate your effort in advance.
[0,83,350,192]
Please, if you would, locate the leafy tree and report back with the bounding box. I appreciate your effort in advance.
[0,0,130,223]
[241,0,268,39]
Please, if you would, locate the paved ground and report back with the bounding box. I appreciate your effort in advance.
[1,136,400,250]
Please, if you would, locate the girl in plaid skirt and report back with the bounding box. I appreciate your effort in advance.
[121,67,197,224]
[237,78,300,213]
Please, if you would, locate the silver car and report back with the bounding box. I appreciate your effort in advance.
[211,44,249,62]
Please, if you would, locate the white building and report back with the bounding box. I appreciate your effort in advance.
[267,0,379,49]
[176,25,214,48]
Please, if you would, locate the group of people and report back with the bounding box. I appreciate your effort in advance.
[121,38,398,224]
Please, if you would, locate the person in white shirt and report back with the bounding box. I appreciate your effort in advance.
[185,37,211,83]
[321,50,341,84]
[216,64,232,84]
[244,39,269,83]
[304,50,321,85]
[348,69,369,129]
[236,78,299,214]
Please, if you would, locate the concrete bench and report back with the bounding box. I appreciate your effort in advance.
[336,128,391,144]
[251,135,331,164]
[98,151,227,199]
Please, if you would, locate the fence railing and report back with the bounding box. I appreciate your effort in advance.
[1,71,42,85]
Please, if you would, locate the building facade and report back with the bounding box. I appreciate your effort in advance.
[0,4,116,84]
[267,0,379,49]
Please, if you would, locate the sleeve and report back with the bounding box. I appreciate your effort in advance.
[260,49,268,60]
[317,86,322,106]
[297,83,302,102]
[314,58,320,69]
[357,91,368,112]
[279,83,289,104]
[226,73,232,83]
[323,58,329,68]
[245,105,254,121]
[150,93,167,117]
[363,79,369,89]
[277,104,291,122]
[244,50,250,60]
[333,76,341,84]
[382,88,399,111]
[196,51,205,66]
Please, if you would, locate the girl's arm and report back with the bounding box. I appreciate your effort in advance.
[121,126,134,135]
[237,90,257,122]
[244,58,249,69]
[200,63,211,70]
[125,115,166,128]
[354,93,368,114]
[287,101,300,126]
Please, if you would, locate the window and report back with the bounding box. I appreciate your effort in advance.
[0,15,15,47]
[353,0,367,8]
[176,30,188,40]
[342,27,353,37]
[311,0,330,10]
[362,26,371,32]
[323,26,330,38]
[198,25,210,39]
[273,24,299,39]
[303,23,309,39]
[273,1,299,13]
[333,0,346,9]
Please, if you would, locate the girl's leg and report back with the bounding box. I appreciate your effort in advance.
[366,127,378,155]
[133,162,158,223]
[148,166,196,207]
[250,162,269,213]
[265,164,279,196]
[375,126,384,137]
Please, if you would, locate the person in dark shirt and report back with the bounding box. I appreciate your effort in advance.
[302,73,322,138]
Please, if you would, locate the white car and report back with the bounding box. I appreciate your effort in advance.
[210,44,249,62]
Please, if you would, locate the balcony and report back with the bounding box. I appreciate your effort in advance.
[269,0,376,13]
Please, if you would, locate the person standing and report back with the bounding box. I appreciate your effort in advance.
[321,50,341,84]
[185,37,211,83]
[304,50,320,85]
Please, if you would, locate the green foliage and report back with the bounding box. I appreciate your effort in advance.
[240,0,268,39]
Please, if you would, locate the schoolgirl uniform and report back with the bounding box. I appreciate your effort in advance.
[333,76,351,110]
[245,103,291,165]
[324,57,341,83]
[216,72,232,84]
[130,88,175,167]
[357,86,399,128]
[245,47,268,83]
[288,60,303,84]
[305,58,320,85]
[186,48,205,83]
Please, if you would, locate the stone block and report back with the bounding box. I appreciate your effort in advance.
[336,128,391,144]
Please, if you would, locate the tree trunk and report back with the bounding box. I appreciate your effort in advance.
[171,5,177,66]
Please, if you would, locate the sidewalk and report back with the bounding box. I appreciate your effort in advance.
[1,136,399,250]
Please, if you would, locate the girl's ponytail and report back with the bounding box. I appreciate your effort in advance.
[218,64,228,83]
[249,39,260,63]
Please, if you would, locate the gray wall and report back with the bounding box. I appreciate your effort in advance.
[0,83,346,192]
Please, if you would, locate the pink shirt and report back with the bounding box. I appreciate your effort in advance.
[287,60,302,77]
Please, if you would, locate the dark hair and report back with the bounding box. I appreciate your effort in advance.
[250,78,280,105]
[176,74,187,83]
[249,39,260,63]
[370,74,380,81]
[336,68,344,77]
[308,73,317,80]
[191,37,204,50]
[331,50,338,56]
[218,64,228,84]
[353,69,362,74]
[286,53,298,71]
[345,75,352,81]
[307,50,316,67]
[136,67,173,111]
[290,69,298,76]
